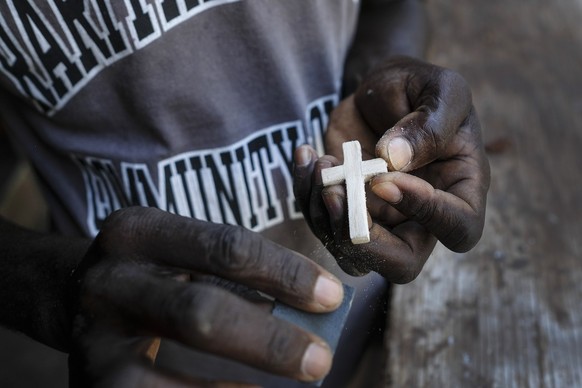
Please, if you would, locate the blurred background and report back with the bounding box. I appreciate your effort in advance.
[2,0,582,386]
[0,131,65,383]
[386,0,582,387]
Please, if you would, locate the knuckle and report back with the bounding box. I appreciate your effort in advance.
[270,257,304,295]
[100,206,143,234]
[165,285,221,343]
[440,69,473,111]
[187,296,220,343]
[96,206,160,253]
[444,212,484,253]
[410,197,440,226]
[208,225,261,274]
[442,68,470,93]
[390,260,422,284]
[336,249,371,277]
[262,321,301,371]
[75,263,136,322]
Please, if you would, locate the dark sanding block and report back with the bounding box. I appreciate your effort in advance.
[272,284,356,386]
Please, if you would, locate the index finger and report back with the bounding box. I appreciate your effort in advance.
[98,208,344,313]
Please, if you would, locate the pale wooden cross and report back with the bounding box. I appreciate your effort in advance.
[321,140,388,244]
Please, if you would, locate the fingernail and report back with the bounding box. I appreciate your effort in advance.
[371,179,403,204]
[313,275,344,309]
[388,137,413,171]
[301,342,332,380]
[295,146,313,167]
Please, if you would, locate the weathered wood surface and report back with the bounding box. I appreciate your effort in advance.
[385,1,582,387]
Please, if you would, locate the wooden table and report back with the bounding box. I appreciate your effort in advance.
[385,1,582,386]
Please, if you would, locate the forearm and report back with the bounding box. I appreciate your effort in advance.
[343,0,427,95]
[0,217,91,352]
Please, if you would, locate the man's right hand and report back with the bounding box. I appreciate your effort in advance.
[68,207,344,387]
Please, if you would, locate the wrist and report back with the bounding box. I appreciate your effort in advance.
[343,0,427,95]
[0,218,91,352]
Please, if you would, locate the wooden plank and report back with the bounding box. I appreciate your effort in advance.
[385,1,582,387]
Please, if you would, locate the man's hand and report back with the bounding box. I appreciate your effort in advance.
[294,57,490,282]
[68,207,344,387]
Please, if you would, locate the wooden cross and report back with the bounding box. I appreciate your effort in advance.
[321,141,387,244]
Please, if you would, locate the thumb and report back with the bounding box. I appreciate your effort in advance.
[375,100,472,171]
[374,110,439,172]
[372,68,473,172]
